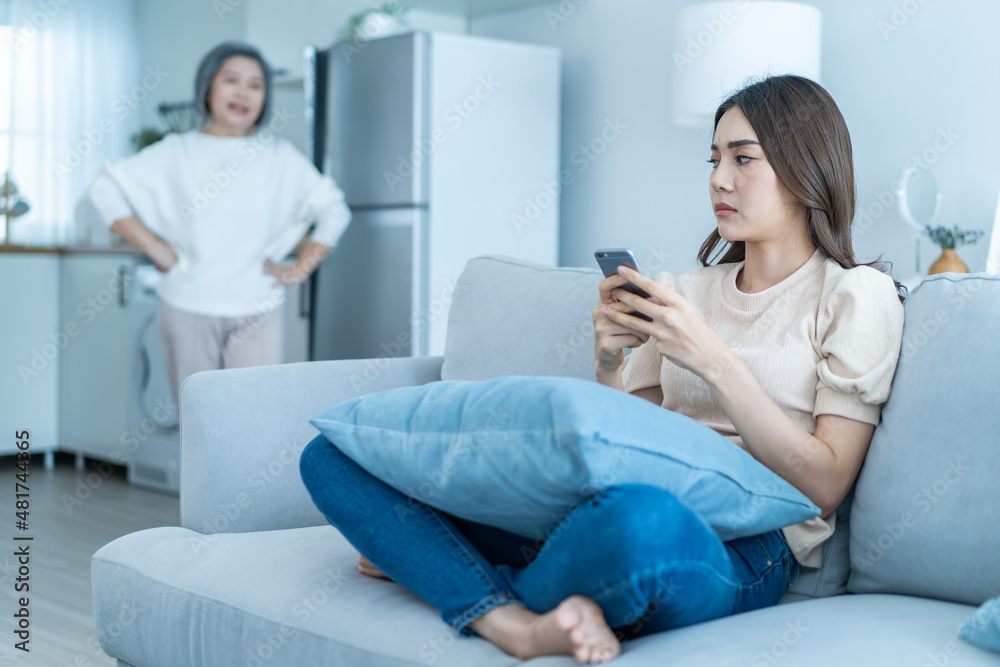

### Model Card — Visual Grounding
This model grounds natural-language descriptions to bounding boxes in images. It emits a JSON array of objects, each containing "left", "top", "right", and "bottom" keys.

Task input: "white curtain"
[{"left": 3, "top": 0, "right": 138, "bottom": 245}]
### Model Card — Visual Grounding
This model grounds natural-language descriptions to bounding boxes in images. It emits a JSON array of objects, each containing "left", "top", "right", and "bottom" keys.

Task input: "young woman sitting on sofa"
[{"left": 301, "top": 75, "right": 907, "bottom": 663}]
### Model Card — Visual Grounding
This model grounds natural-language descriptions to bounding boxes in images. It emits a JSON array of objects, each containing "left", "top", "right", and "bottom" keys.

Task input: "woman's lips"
[
  {"left": 715, "top": 202, "right": 737, "bottom": 217},
  {"left": 228, "top": 102, "right": 249, "bottom": 114}
]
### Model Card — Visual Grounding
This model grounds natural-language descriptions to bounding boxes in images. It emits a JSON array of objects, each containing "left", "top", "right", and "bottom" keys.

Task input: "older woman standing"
[{"left": 87, "top": 42, "right": 350, "bottom": 405}]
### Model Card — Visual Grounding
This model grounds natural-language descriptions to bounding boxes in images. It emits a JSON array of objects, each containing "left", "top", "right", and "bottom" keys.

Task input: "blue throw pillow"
[
  {"left": 308, "top": 376, "right": 819, "bottom": 542},
  {"left": 961, "top": 596, "right": 1000, "bottom": 654}
]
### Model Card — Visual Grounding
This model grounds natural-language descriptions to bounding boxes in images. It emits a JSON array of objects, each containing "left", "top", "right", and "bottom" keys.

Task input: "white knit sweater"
[
  {"left": 87, "top": 130, "right": 351, "bottom": 317},
  {"left": 621, "top": 248, "right": 905, "bottom": 567}
]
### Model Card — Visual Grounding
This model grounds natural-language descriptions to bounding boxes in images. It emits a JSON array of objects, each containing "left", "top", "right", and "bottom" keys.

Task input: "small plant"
[
  {"left": 923, "top": 224, "right": 985, "bottom": 250},
  {"left": 132, "top": 126, "right": 165, "bottom": 153},
  {"left": 337, "top": 2, "right": 411, "bottom": 44}
]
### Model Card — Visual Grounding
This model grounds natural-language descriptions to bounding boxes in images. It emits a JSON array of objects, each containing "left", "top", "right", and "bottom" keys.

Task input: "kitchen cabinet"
[
  {"left": 58, "top": 254, "right": 139, "bottom": 463},
  {"left": 1, "top": 249, "right": 309, "bottom": 468},
  {"left": 0, "top": 254, "right": 61, "bottom": 461},
  {"left": 60, "top": 255, "right": 309, "bottom": 464}
]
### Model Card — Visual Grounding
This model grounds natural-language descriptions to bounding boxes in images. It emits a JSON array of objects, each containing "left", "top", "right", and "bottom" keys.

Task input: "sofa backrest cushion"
[
  {"left": 441, "top": 255, "right": 602, "bottom": 381},
  {"left": 848, "top": 272, "right": 1000, "bottom": 606},
  {"left": 786, "top": 486, "right": 854, "bottom": 599}
]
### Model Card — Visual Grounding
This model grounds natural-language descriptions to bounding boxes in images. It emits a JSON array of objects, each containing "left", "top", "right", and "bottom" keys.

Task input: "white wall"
[
  {"left": 245, "top": 0, "right": 466, "bottom": 78},
  {"left": 472, "top": 0, "right": 998, "bottom": 278}
]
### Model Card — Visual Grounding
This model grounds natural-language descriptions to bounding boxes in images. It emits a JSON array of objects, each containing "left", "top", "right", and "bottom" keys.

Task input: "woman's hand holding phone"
[
  {"left": 592, "top": 272, "right": 652, "bottom": 380},
  {"left": 605, "top": 265, "right": 731, "bottom": 381},
  {"left": 592, "top": 248, "right": 730, "bottom": 383}
]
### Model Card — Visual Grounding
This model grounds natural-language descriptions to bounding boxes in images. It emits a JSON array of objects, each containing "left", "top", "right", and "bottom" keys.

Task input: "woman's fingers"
[
  {"left": 611, "top": 288, "right": 655, "bottom": 317},
  {"left": 616, "top": 266, "right": 681, "bottom": 306},
  {"left": 610, "top": 286, "right": 673, "bottom": 323},
  {"left": 603, "top": 300, "right": 634, "bottom": 313},
  {"left": 604, "top": 289, "right": 663, "bottom": 334},
  {"left": 262, "top": 259, "right": 301, "bottom": 287},
  {"left": 596, "top": 314, "right": 644, "bottom": 336},
  {"left": 596, "top": 303, "right": 651, "bottom": 342},
  {"left": 598, "top": 274, "right": 628, "bottom": 304},
  {"left": 594, "top": 302, "right": 644, "bottom": 332},
  {"left": 601, "top": 299, "right": 657, "bottom": 336},
  {"left": 607, "top": 332, "right": 649, "bottom": 347}
]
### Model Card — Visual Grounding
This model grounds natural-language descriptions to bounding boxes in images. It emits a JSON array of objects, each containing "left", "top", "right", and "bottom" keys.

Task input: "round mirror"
[{"left": 896, "top": 166, "right": 942, "bottom": 232}]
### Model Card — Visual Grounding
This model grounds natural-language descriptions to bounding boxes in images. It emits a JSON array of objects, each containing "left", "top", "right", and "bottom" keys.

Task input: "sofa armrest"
[{"left": 179, "top": 356, "right": 443, "bottom": 534}]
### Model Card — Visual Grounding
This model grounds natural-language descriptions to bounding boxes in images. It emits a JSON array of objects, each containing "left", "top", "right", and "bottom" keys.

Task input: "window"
[
  {"left": 1, "top": 19, "right": 50, "bottom": 243},
  {"left": 0, "top": 24, "right": 11, "bottom": 185},
  {"left": 1, "top": 2, "right": 138, "bottom": 245}
]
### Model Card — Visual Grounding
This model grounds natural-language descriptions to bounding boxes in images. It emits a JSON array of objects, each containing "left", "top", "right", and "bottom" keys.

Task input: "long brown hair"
[{"left": 697, "top": 75, "right": 906, "bottom": 302}]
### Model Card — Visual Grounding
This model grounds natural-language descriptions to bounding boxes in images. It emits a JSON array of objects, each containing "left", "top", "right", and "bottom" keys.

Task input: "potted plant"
[
  {"left": 923, "top": 224, "right": 986, "bottom": 274},
  {"left": 337, "top": 2, "right": 411, "bottom": 45},
  {"left": 132, "top": 126, "right": 165, "bottom": 153}
]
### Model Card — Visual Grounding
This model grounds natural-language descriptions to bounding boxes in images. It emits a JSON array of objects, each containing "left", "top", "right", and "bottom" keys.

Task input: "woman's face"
[
  {"left": 206, "top": 55, "right": 266, "bottom": 133},
  {"left": 708, "top": 107, "right": 805, "bottom": 244}
]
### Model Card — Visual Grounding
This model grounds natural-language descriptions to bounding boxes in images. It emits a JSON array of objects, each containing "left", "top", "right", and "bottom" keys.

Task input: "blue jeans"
[{"left": 299, "top": 434, "right": 799, "bottom": 641}]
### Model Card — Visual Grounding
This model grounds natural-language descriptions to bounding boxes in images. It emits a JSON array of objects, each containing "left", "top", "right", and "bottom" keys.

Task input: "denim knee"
[
  {"left": 588, "top": 484, "right": 723, "bottom": 565},
  {"left": 299, "top": 433, "right": 356, "bottom": 497},
  {"left": 298, "top": 433, "right": 331, "bottom": 492}
]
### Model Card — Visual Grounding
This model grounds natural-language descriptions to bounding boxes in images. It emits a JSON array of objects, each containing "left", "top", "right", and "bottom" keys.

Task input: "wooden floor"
[{"left": 0, "top": 453, "right": 180, "bottom": 666}]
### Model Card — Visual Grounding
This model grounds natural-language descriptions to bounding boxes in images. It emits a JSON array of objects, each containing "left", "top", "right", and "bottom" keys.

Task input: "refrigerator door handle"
[{"left": 299, "top": 276, "right": 312, "bottom": 319}]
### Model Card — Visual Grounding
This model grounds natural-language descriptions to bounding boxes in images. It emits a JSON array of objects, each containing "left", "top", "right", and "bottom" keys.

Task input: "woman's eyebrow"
[{"left": 710, "top": 139, "right": 761, "bottom": 150}]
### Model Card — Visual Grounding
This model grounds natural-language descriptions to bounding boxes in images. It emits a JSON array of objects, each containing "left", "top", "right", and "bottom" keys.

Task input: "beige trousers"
[{"left": 158, "top": 299, "right": 284, "bottom": 407}]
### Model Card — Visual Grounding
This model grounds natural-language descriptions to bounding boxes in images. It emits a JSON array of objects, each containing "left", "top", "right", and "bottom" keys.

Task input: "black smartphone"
[{"left": 594, "top": 248, "right": 653, "bottom": 322}]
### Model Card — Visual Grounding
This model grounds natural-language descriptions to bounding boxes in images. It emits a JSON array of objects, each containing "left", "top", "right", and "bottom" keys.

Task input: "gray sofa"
[{"left": 92, "top": 255, "right": 1000, "bottom": 666}]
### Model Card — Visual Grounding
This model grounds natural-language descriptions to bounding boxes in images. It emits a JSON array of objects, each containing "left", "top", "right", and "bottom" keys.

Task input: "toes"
[
  {"left": 579, "top": 641, "right": 617, "bottom": 664},
  {"left": 579, "top": 643, "right": 616, "bottom": 665}
]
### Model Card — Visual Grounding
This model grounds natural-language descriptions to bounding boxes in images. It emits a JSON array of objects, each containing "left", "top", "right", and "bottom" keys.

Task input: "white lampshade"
[
  {"left": 987, "top": 190, "right": 1000, "bottom": 274},
  {"left": 672, "top": 1, "right": 822, "bottom": 128}
]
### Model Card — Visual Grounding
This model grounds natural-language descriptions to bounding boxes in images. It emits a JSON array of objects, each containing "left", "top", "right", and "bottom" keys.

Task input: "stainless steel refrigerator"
[{"left": 304, "top": 31, "right": 561, "bottom": 360}]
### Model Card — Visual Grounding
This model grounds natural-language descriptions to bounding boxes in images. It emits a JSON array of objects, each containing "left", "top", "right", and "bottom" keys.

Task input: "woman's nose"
[{"left": 710, "top": 163, "right": 733, "bottom": 192}]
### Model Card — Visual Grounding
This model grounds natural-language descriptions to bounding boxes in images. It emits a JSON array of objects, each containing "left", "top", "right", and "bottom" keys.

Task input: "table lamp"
[
  {"left": 987, "top": 190, "right": 1000, "bottom": 275},
  {"left": 672, "top": 1, "right": 822, "bottom": 129}
]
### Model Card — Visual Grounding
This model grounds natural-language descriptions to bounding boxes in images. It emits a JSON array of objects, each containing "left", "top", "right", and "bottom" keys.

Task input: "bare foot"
[
  {"left": 357, "top": 554, "right": 392, "bottom": 581},
  {"left": 471, "top": 595, "right": 621, "bottom": 663},
  {"left": 550, "top": 595, "right": 621, "bottom": 663}
]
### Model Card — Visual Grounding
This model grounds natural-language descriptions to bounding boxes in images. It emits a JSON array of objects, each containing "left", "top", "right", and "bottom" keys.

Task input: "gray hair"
[{"left": 194, "top": 41, "right": 272, "bottom": 128}]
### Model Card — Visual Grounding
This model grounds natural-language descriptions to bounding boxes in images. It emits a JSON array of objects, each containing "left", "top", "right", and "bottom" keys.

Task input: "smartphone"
[{"left": 594, "top": 248, "right": 653, "bottom": 322}]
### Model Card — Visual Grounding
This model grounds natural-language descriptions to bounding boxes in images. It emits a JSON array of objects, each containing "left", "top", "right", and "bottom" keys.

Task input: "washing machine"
[{"left": 127, "top": 264, "right": 180, "bottom": 494}]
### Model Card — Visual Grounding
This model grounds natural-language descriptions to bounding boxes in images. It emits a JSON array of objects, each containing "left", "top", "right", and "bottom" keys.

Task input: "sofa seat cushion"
[
  {"left": 93, "top": 526, "right": 529, "bottom": 667},
  {"left": 93, "top": 525, "right": 999, "bottom": 666},
  {"left": 631, "top": 594, "right": 999, "bottom": 666}
]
